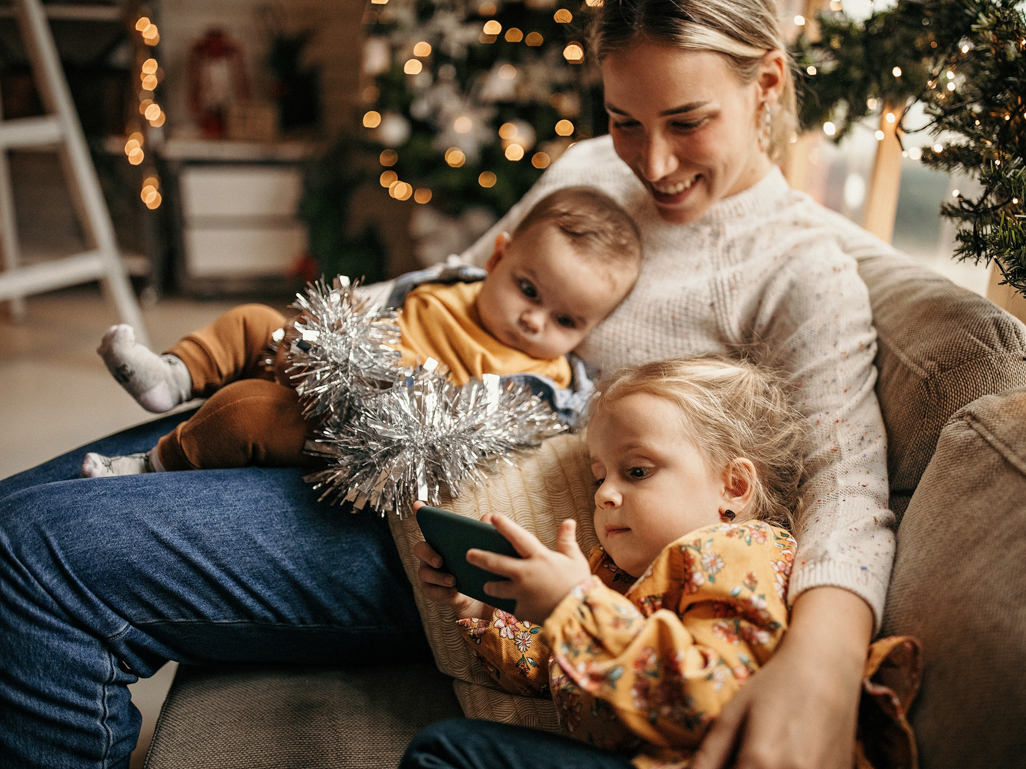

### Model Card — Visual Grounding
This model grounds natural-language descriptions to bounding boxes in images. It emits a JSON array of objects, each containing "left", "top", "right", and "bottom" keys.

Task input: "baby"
[
  {"left": 411, "top": 357, "right": 919, "bottom": 769},
  {"left": 83, "top": 186, "right": 643, "bottom": 476}
]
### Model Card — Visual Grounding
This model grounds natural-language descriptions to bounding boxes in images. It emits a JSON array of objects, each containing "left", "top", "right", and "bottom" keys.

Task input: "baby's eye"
[
  {"left": 555, "top": 315, "right": 577, "bottom": 329},
  {"left": 518, "top": 279, "right": 538, "bottom": 299},
  {"left": 627, "top": 466, "right": 651, "bottom": 480}
]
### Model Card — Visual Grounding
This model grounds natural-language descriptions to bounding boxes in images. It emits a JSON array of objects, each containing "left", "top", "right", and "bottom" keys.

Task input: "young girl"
[{"left": 410, "top": 357, "right": 919, "bottom": 769}]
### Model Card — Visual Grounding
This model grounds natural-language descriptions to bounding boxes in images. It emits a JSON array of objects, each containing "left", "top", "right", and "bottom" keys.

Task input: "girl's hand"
[
  {"left": 467, "top": 513, "right": 591, "bottom": 625},
  {"left": 411, "top": 502, "right": 492, "bottom": 620},
  {"left": 691, "top": 586, "right": 872, "bottom": 769}
]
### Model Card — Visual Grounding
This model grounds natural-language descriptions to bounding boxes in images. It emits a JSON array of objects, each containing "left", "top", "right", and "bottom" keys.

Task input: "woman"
[{"left": 0, "top": 1, "right": 893, "bottom": 767}]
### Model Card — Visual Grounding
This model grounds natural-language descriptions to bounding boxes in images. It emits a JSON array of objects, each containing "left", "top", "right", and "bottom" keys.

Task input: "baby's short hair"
[
  {"left": 513, "top": 186, "right": 642, "bottom": 274},
  {"left": 589, "top": 356, "right": 808, "bottom": 530}
]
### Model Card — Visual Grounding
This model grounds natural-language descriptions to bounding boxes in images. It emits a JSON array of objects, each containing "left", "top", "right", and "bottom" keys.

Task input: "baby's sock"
[
  {"left": 98, "top": 325, "right": 193, "bottom": 412},
  {"left": 81, "top": 449, "right": 162, "bottom": 478}
]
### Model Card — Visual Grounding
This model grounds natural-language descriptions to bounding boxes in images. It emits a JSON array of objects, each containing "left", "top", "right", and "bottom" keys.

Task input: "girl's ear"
[
  {"left": 755, "top": 49, "right": 787, "bottom": 107},
  {"left": 720, "top": 458, "right": 757, "bottom": 518},
  {"left": 484, "top": 232, "right": 512, "bottom": 272}
]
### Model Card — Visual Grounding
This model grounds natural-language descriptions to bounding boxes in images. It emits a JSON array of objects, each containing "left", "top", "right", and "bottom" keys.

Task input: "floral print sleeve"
[
  {"left": 542, "top": 522, "right": 795, "bottom": 756},
  {"left": 457, "top": 609, "right": 551, "bottom": 697}
]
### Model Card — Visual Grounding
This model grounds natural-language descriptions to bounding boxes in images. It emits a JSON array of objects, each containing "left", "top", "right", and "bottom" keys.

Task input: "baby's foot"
[
  {"left": 97, "top": 325, "right": 192, "bottom": 412},
  {"left": 81, "top": 452, "right": 154, "bottom": 477}
]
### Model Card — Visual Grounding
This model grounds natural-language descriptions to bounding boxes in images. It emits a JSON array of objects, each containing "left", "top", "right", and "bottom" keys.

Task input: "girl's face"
[
  {"left": 601, "top": 42, "right": 782, "bottom": 225},
  {"left": 587, "top": 393, "right": 732, "bottom": 577}
]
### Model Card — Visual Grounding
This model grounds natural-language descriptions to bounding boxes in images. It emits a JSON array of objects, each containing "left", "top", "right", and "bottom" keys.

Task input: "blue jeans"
[
  {"left": 0, "top": 411, "right": 430, "bottom": 769},
  {"left": 400, "top": 718, "right": 636, "bottom": 769}
]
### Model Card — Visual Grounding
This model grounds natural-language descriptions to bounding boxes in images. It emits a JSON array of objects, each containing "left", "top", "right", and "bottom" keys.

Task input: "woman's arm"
[{"left": 691, "top": 586, "right": 872, "bottom": 769}]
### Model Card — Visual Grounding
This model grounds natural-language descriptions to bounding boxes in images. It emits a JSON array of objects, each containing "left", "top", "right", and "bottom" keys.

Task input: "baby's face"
[
  {"left": 476, "top": 224, "right": 633, "bottom": 360},
  {"left": 587, "top": 393, "right": 727, "bottom": 577}
]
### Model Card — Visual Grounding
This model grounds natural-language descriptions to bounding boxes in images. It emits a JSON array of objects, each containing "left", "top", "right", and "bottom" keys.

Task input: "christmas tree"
[
  {"left": 796, "top": 0, "right": 1026, "bottom": 296},
  {"left": 359, "top": 0, "right": 602, "bottom": 240}
]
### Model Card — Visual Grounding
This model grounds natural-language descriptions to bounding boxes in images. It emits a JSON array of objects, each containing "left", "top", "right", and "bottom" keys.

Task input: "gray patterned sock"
[{"left": 97, "top": 325, "right": 193, "bottom": 412}]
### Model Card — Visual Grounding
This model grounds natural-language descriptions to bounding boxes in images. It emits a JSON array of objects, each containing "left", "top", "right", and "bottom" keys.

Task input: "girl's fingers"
[
  {"left": 417, "top": 562, "right": 456, "bottom": 588},
  {"left": 482, "top": 579, "right": 515, "bottom": 599},
  {"left": 555, "top": 519, "right": 580, "bottom": 556},
  {"left": 412, "top": 540, "right": 443, "bottom": 570},
  {"left": 488, "top": 513, "right": 544, "bottom": 557},
  {"left": 466, "top": 548, "right": 523, "bottom": 577}
]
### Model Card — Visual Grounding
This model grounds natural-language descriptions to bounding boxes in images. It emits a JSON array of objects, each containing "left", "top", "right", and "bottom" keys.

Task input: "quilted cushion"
[
  {"left": 856, "top": 252, "right": 1026, "bottom": 521},
  {"left": 387, "top": 432, "right": 597, "bottom": 727},
  {"left": 880, "top": 387, "right": 1026, "bottom": 769}
]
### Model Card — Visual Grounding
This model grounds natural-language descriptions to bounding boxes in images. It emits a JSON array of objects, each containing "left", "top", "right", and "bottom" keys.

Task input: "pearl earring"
[
  {"left": 721, "top": 509, "right": 736, "bottom": 522},
  {"left": 758, "top": 102, "right": 772, "bottom": 153}
]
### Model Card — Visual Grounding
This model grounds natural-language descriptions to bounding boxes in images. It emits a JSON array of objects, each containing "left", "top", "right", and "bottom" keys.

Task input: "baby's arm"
[{"left": 544, "top": 524, "right": 792, "bottom": 751}]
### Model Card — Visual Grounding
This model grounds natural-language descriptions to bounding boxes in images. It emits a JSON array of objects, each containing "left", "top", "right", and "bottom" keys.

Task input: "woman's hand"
[
  {"left": 411, "top": 501, "right": 492, "bottom": 619},
  {"left": 467, "top": 513, "right": 591, "bottom": 625},
  {"left": 691, "top": 586, "right": 873, "bottom": 769}
]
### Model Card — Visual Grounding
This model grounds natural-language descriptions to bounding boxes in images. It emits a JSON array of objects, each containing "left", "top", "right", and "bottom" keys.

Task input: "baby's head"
[
  {"left": 477, "top": 187, "right": 642, "bottom": 360},
  {"left": 586, "top": 356, "right": 807, "bottom": 577}
]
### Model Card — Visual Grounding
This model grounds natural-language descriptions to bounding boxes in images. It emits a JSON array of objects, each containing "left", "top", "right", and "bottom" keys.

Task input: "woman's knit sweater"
[{"left": 462, "top": 136, "right": 896, "bottom": 629}]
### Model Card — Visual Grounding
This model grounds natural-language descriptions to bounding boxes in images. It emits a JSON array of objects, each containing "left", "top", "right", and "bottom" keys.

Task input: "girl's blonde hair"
[
  {"left": 592, "top": 0, "right": 798, "bottom": 162},
  {"left": 588, "top": 356, "right": 807, "bottom": 529}
]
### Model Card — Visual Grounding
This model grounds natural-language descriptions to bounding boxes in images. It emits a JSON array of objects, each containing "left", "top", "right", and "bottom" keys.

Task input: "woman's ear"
[
  {"left": 755, "top": 49, "right": 787, "bottom": 107},
  {"left": 484, "top": 232, "right": 511, "bottom": 272},
  {"left": 720, "top": 458, "right": 758, "bottom": 518}
]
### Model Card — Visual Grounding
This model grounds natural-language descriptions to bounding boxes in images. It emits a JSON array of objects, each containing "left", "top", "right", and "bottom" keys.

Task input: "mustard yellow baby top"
[{"left": 396, "top": 281, "right": 572, "bottom": 388}]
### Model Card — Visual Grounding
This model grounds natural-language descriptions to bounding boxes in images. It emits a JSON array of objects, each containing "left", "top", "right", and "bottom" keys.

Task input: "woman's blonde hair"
[
  {"left": 588, "top": 356, "right": 807, "bottom": 529},
  {"left": 592, "top": 0, "right": 798, "bottom": 162}
]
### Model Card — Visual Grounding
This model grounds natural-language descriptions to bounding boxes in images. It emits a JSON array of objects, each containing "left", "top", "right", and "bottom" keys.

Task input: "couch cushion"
[
  {"left": 144, "top": 662, "right": 462, "bottom": 768},
  {"left": 857, "top": 253, "right": 1026, "bottom": 521},
  {"left": 880, "top": 386, "right": 1026, "bottom": 769}
]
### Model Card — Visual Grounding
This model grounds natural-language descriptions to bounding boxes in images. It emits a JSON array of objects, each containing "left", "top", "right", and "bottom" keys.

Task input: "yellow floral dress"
[{"left": 457, "top": 521, "right": 920, "bottom": 769}]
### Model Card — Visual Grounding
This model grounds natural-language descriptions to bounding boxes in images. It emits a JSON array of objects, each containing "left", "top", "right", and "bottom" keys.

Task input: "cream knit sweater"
[{"left": 462, "top": 136, "right": 896, "bottom": 629}]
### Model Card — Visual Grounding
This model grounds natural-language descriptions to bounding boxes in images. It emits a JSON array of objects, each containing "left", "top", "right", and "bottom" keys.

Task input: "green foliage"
[{"left": 795, "top": 0, "right": 1026, "bottom": 296}]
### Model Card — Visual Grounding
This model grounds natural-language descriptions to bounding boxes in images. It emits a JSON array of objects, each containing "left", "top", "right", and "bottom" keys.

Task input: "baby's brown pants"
[{"left": 155, "top": 304, "right": 316, "bottom": 471}]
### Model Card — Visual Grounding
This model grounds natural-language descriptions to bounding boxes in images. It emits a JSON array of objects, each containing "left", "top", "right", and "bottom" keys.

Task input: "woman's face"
[{"left": 602, "top": 42, "right": 779, "bottom": 225}]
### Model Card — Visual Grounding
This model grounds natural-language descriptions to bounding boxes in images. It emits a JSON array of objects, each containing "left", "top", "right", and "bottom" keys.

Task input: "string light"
[
  {"left": 823, "top": 121, "right": 836, "bottom": 136},
  {"left": 404, "top": 59, "right": 423, "bottom": 75},
  {"left": 554, "top": 9, "right": 572, "bottom": 22},
  {"left": 892, "top": 66, "right": 902, "bottom": 77},
  {"left": 794, "top": 15, "right": 806, "bottom": 26},
  {"left": 532, "top": 152, "right": 550, "bottom": 169},
  {"left": 952, "top": 189, "right": 960, "bottom": 197},
  {"left": 498, "top": 122, "right": 518, "bottom": 140},
  {"left": 874, "top": 130, "right": 885, "bottom": 141},
  {"left": 380, "top": 170, "right": 398, "bottom": 187},
  {"left": 370, "top": 0, "right": 388, "bottom": 4},
  {"left": 807, "top": 65, "right": 817, "bottom": 75},
  {"left": 505, "top": 28, "right": 523, "bottom": 42},
  {"left": 563, "top": 43, "right": 584, "bottom": 63},
  {"left": 505, "top": 143, "right": 524, "bottom": 161},
  {"left": 483, "top": 20, "right": 502, "bottom": 35},
  {"left": 525, "top": 32, "right": 543, "bottom": 46},
  {"left": 478, "top": 1, "right": 497, "bottom": 13},
  {"left": 478, "top": 171, "right": 497, "bottom": 188},
  {"left": 498, "top": 64, "right": 516, "bottom": 80},
  {"left": 867, "top": 98, "right": 878, "bottom": 109},
  {"left": 380, "top": 149, "right": 398, "bottom": 166},
  {"left": 454, "top": 116, "right": 473, "bottom": 133},
  {"left": 885, "top": 112, "right": 896, "bottom": 124},
  {"left": 392, "top": 182, "right": 413, "bottom": 201},
  {"left": 445, "top": 148, "right": 466, "bottom": 167},
  {"left": 413, "top": 41, "right": 431, "bottom": 57},
  {"left": 555, "top": 119, "right": 574, "bottom": 136},
  {"left": 364, "top": 111, "right": 382, "bottom": 128},
  {"left": 947, "top": 82, "right": 956, "bottom": 91},
  {"left": 414, "top": 188, "right": 432, "bottom": 204},
  {"left": 933, "top": 143, "right": 943, "bottom": 152}
]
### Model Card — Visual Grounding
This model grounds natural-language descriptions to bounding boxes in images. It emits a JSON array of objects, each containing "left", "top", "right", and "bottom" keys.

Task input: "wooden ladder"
[{"left": 0, "top": 0, "right": 149, "bottom": 346}]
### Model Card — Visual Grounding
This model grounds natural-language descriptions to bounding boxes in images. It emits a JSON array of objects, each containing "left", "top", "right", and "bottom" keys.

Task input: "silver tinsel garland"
[
  {"left": 280, "top": 276, "right": 402, "bottom": 422},
  {"left": 305, "top": 366, "right": 565, "bottom": 517}
]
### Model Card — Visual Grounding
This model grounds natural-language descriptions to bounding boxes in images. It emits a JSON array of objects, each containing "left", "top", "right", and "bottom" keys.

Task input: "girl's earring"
[
  {"left": 720, "top": 509, "right": 736, "bottom": 522},
  {"left": 758, "top": 102, "right": 772, "bottom": 153}
]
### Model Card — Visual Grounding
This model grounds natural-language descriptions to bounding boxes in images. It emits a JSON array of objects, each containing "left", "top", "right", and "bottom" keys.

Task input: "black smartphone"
[{"left": 415, "top": 505, "right": 521, "bottom": 613}]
